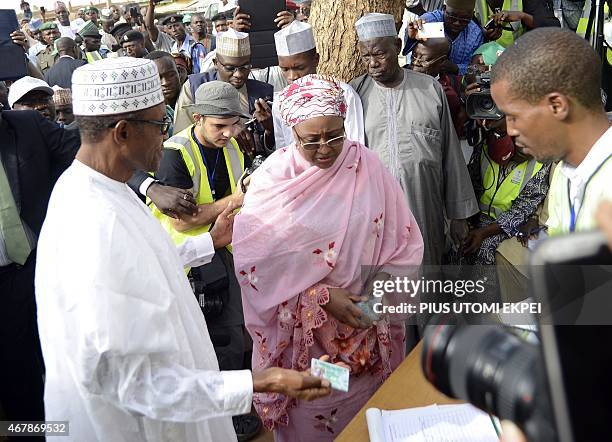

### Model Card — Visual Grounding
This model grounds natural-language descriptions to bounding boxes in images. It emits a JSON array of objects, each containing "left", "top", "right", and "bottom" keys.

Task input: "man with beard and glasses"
[{"left": 172, "top": 29, "right": 274, "bottom": 155}]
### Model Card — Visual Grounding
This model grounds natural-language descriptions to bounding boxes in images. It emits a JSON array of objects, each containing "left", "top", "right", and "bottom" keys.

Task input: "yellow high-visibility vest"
[
  {"left": 479, "top": 149, "right": 543, "bottom": 219},
  {"left": 546, "top": 154, "right": 612, "bottom": 236},
  {"left": 151, "top": 125, "right": 245, "bottom": 258},
  {"left": 476, "top": 0, "right": 525, "bottom": 47},
  {"left": 85, "top": 51, "right": 103, "bottom": 63}
]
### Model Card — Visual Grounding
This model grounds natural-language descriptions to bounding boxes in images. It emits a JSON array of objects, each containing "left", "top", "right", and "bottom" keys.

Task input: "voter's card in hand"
[{"left": 311, "top": 358, "right": 349, "bottom": 392}]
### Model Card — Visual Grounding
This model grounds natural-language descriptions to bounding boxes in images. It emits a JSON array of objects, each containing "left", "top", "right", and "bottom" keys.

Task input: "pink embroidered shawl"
[{"left": 232, "top": 141, "right": 424, "bottom": 429}]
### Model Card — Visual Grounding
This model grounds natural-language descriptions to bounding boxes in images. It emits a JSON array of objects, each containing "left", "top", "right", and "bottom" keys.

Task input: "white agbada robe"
[
  {"left": 35, "top": 160, "right": 253, "bottom": 442},
  {"left": 272, "top": 81, "right": 366, "bottom": 149}
]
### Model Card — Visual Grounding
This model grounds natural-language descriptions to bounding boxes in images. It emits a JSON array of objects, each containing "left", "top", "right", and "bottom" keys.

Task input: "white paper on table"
[
  {"left": 366, "top": 408, "right": 385, "bottom": 442},
  {"left": 366, "top": 403, "right": 499, "bottom": 442}
]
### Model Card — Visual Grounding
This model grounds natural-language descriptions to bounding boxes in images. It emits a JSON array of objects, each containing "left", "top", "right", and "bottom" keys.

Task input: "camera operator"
[
  {"left": 478, "top": 0, "right": 560, "bottom": 47},
  {"left": 458, "top": 43, "right": 551, "bottom": 265},
  {"left": 490, "top": 28, "right": 611, "bottom": 236}
]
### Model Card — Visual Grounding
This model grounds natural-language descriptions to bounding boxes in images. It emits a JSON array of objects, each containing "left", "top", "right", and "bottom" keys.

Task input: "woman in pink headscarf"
[{"left": 232, "top": 75, "right": 424, "bottom": 441}]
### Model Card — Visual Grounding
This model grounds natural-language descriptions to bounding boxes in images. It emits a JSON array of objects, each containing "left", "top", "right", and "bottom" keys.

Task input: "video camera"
[{"left": 465, "top": 71, "right": 505, "bottom": 120}]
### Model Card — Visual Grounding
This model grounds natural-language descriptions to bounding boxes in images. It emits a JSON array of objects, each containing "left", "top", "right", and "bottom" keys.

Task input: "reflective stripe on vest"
[
  {"left": 85, "top": 51, "right": 103, "bottom": 63},
  {"left": 151, "top": 125, "right": 245, "bottom": 253},
  {"left": 479, "top": 149, "right": 543, "bottom": 219},
  {"left": 476, "top": 0, "right": 524, "bottom": 47}
]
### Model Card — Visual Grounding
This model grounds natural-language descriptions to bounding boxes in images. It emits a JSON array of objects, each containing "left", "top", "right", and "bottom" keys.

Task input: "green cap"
[
  {"left": 77, "top": 20, "right": 100, "bottom": 38},
  {"left": 39, "top": 21, "right": 58, "bottom": 31},
  {"left": 183, "top": 13, "right": 192, "bottom": 24},
  {"left": 473, "top": 42, "right": 506, "bottom": 66},
  {"left": 83, "top": 6, "right": 99, "bottom": 14}
]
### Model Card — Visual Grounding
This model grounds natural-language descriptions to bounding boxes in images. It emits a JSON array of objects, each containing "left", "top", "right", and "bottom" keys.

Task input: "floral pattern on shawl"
[{"left": 233, "top": 141, "right": 424, "bottom": 430}]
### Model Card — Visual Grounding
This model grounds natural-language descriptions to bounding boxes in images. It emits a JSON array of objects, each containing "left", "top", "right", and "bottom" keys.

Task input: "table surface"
[{"left": 336, "top": 341, "right": 461, "bottom": 442}]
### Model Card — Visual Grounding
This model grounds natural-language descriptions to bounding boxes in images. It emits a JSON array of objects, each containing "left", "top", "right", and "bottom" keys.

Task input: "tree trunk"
[{"left": 309, "top": 0, "right": 405, "bottom": 82}]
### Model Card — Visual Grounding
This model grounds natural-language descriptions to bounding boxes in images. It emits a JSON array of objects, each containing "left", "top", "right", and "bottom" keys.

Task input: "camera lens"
[
  {"left": 479, "top": 96, "right": 495, "bottom": 112},
  {"left": 422, "top": 323, "right": 545, "bottom": 428}
]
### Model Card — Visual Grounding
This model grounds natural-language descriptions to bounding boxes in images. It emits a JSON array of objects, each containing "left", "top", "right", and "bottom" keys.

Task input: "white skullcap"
[
  {"left": 274, "top": 20, "right": 316, "bottom": 57},
  {"left": 355, "top": 13, "right": 397, "bottom": 41},
  {"left": 216, "top": 28, "right": 251, "bottom": 57},
  {"left": 71, "top": 57, "right": 164, "bottom": 116}
]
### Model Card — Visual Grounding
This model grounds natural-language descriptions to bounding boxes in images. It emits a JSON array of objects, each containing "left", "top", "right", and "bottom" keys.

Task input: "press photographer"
[{"left": 454, "top": 42, "right": 551, "bottom": 268}]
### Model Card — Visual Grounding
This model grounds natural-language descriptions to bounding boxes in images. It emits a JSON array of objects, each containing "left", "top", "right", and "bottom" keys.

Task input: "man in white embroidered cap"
[
  {"left": 351, "top": 12, "right": 478, "bottom": 266},
  {"left": 172, "top": 29, "right": 275, "bottom": 157},
  {"left": 271, "top": 20, "right": 365, "bottom": 149},
  {"left": 34, "top": 57, "right": 332, "bottom": 442}
]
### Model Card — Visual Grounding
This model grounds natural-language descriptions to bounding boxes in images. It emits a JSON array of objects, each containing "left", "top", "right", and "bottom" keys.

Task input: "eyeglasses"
[
  {"left": 217, "top": 61, "right": 252, "bottom": 74},
  {"left": 445, "top": 12, "right": 473, "bottom": 24},
  {"left": 107, "top": 116, "right": 171, "bottom": 135},
  {"left": 411, "top": 54, "right": 447, "bottom": 69},
  {"left": 294, "top": 130, "right": 346, "bottom": 151}
]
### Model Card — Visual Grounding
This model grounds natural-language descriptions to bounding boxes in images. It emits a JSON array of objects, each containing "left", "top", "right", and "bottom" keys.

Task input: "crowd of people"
[{"left": 1, "top": 0, "right": 610, "bottom": 441}]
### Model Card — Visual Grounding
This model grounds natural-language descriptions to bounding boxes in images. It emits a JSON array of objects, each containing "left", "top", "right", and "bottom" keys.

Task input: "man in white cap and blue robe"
[
  {"left": 35, "top": 56, "right": 331, "bottom": 442},
  {"left": 271, "top": 20, "right": 365, "bottom": 149},
  {"left": 350, "top": 13, "right": 478, "bottom": 266}
]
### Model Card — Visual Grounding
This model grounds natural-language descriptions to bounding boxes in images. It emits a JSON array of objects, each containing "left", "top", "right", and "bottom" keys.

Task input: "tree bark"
[{"left": 309, "top": 0, "right": 405, "bottom": 82}]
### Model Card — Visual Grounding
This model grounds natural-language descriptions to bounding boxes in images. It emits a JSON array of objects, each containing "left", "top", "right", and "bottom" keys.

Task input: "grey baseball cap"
[{"left": 185, "top": 81, "right": 251, "bottom": 119}]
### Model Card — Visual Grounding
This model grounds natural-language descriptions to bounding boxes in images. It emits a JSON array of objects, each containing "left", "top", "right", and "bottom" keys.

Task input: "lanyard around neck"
[{"left": 566, "top": 152, "right": 612, "bottom": 232}]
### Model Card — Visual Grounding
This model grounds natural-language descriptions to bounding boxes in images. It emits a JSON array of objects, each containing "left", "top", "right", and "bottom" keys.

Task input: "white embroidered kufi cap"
[
  {"left": 71, "top": 57, "right": 164, "bottom": 116},
  {"left": 355, "top": 13, "right": 397, "bottom": 41},
  {"left": 216, "top": 28, "right": 251, "bottom": 57},
  {"left": 274, "top": 20, "right": 316, "bottom": 57}
]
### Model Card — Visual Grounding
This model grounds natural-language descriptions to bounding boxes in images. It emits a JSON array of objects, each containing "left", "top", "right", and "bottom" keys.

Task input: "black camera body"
[
  {"left": 189, "top": 254, "right": 230, "bottom": 319},
  {"left": 422, "top": 322, "right": 557, "bottom": 442},
  {"left": 466, "top": 71, "right": 505, "bottom": 120},
  {"left": 191, "top": 278, "right": 224, "bottom": 318}
]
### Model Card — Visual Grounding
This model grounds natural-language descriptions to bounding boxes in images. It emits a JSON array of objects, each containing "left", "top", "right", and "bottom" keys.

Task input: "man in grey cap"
[{"left": 151, "top": 80, "right": 262, "bottom": 441}]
